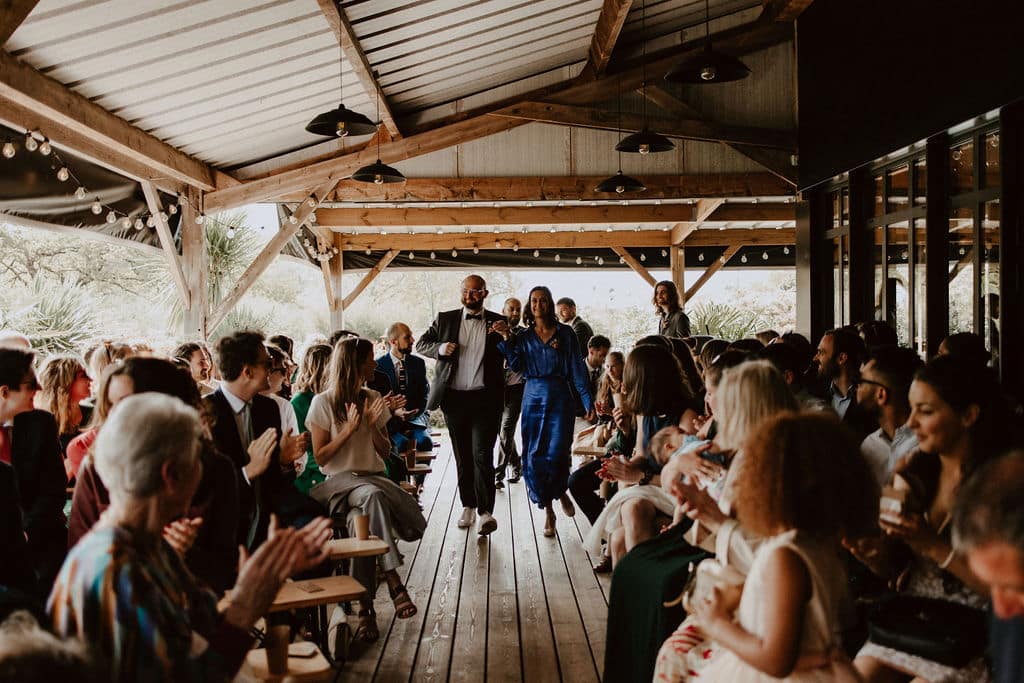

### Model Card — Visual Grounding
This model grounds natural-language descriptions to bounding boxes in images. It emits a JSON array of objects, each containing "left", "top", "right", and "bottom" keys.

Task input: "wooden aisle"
[{"left": 335, "top": 441, "right": 609, "bottom": 682}]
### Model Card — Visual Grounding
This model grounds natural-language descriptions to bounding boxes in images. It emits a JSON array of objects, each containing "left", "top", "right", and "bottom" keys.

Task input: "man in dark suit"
[
  {"left": 556, "top": 297, "right": 594, "bottom": 353},
  {"left": 0, "top": 347, "right": 67, "bottom": 596},
  {"left": 204, "top": 332, "right": 320, "bottom": 549},
  {"left": 416, "top": 275, "right": 505, "bottom": 535},
  {"left": 813, "top": 328, "right": 878, "bottom": 440},
  {"left": 377, "top": 322, "right": 432, "bottom": 455}
]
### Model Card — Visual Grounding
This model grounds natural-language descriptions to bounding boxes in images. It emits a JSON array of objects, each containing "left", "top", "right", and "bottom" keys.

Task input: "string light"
[
  {"left": 762, "top": 251, "right": 768, "bottom": 260},
  {"left": 2, "top": 142, "right": 15, "bottom": 158},
  {"left": 698, "top": 252, "right": 705, "bottom": 261},
  {"left": 74, "top": 186, "right": 87, "bottom": 200},
  {"left": 133, "top": 218, "right": 145, "bottom": 231},
  {"left": 512, "top": 243, "right": 519, "bottom": 252},
  {"left": 56, "top": 166, "right": 70, "bottom": 182},
  {"left": 575, "top": 256, "right": 582, "bottom": 264},
  {"left": 473, "top": 245, "right": 480, "bottom": 254},
  {"left": 120, "top": 217, "right": 132, "bottom": 230},
  {"left": 408, "top": 251, "right": 415, "bottom": 259},
  {"left": 554, "top": 254, "right": 561, "bottom": 262},
  {"left": 106, "top": 211, "right": 117, "bottom": 224},
  {"left": 451, "top": 249, "right": 458, "bottom": 257},
  {"left": 660, "top": 249, "right": 667, "bottom": 257},
  {"left": 38, "top": 140, "right": 51, "bottom": 156},
  {"left": 430, "top": 251, "right": 436, "bottom": 260},
  {"left": 226, "top": 226, "right": 236, "bottom": 239},
  {"left": 783, "top": 247, "right": 790, "bottom": 255},
  {"left": 639, "top": 252, "right": 647, "bottom": 262},
  {"left": 24, "top": 133, "right": 38, "bottom": 152},
  {"left": 533, "top": 249, "right": 540, "bottom": 257},
  {"left": 740, "top": 254, "right": 748, "bottom": 263},
  {"left": 90, "top": 200, "right": 102, "bottom": 215}
]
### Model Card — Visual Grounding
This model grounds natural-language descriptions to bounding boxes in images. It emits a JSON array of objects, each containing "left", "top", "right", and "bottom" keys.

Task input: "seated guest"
[
  {"left": 653, "top": 280, "right": 692, "bottom": 339},
  {"left": 593, "top": 350, "right": 624, "bottom": 421},
  {"left": 35, "top": 355, "right": 92, "bottom": 467},
  {"left": 855, "top": 345, "right": 922, "bottom": 486},
  {"left": 756, "top": 341, "right": 827, "bottom": 410},
  {"left": 0, "top": 610, "right": 94, "bottom": 683},
  {"left": 204, "top": 331, "right": 318, "bottom": 549},
  {"left": 939, "top": 331, "right": 991, "bottom": 370},
  {"left": 754, "top": 329, "right": 780, "bottom": 346},
  {"left": 291, "top": 343, "right": 333, "bottom": 494},
  {"left": 850, "top": 355, "right": 1008, "bottom": 682},
  {"left": 579, "top": 335, "right": 611, "bottom": 426},
  {"left": 0, "top": 348, "right": 67, "bottom": 596},
  {"left": 261, "top": 344, "right": 308, "bottom": 475},
  {"left": 306, "top": 337, "right": 427, "bottom": 641},
  {"left": 375, "top": 322, "right": 432, "bottom": 455},
  {"left": 813, "top": 328, "right": 877, "bottom": 439},
  {"left": 858, "top": 319, "right": 899, "bottom": 351},
  {"left": 68, "top": 357, "right": 241, "bottom": 593},
  {"left": 0, "top": 462, "right": 35, "bottom": 595},
  {"left": 49, "top": 393, "right": 331, "bottom": 683},
  {"left": 953, "top": 451, "right": 1024, "bottom": 683},
  {"left": 268, "top": 334, "right": 296, "bottom": 399},
  {"left": 171, "top": 341, "right": 211, "bottom": 388},
  {"left": 697, "top": 338, "right": 729, "bottom": 375}
]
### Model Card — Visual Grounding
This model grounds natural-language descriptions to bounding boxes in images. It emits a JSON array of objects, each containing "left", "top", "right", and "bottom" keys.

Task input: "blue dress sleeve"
[
  {"left": 497, "top": 331, "right": 526, "bottom": 374},
  {"left": 563, "top": 327, "right": 594, "bottom": 413}
]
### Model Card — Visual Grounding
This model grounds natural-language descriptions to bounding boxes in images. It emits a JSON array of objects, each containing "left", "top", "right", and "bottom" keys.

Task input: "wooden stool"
[
  {"left": 270, "top": 575, "right": 366, "bottom": 657},
  {"left": 407, "top": 464, "right": 432, "bottom": 476},
  {"left": 245, "top": 641, "right": 332, "bottom": 682},
  {"left": 415, "top": 453, "right": 436, "bottom": 463},
  {"left": 325, "top": 537, "right": 389, "bottom": 561}
]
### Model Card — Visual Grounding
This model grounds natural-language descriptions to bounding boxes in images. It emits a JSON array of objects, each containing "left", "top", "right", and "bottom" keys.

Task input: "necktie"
[
  {"left": 0, "top": 425, "right": 12, "bottom": 465},
  {"left": 239, "top": 402, "right": 254, "bottom": 448},
  {"left": 465, "top": 313, "right": 482, "bottom": 320},
  {"left": 239, "top": 402, "right": 261, "bottom": 547},
  {"left": 397, "top": 360, "right": 407, "bottom": 393}
]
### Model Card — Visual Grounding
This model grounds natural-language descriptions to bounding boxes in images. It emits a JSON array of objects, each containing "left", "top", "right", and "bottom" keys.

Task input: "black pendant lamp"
[
  {"left": 306, "top": 48, "right": 378, "bottom": 137},
  {"left": 665, "top": 0, "right": 750, "bottom": 84},
  {"left": 352, "top": 76, "right": 405, "bottom": 185},
  {"left": 616, "top": 0, "right": 674, "bottom": 155},
  {"left": 597, "top": 80, "right": 645, "bottom": 194}
]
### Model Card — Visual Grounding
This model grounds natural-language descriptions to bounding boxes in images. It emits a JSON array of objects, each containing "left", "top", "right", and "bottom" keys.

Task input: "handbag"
[{"left": 867, "top": 594, "right": 987, "bottom": 667}]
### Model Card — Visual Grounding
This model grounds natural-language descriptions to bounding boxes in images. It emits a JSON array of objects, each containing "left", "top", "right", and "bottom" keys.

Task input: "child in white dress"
[{"left": 693, "top": 412, "right": 877, "bottom": 682}]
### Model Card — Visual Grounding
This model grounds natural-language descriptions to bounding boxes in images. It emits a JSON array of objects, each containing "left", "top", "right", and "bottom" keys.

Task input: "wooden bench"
[
  {"left": 245, "top": 642, "right": 332, "bottom": 682},
  {"left": 325, "top": 537, "right": 389, "bottom": 561}
]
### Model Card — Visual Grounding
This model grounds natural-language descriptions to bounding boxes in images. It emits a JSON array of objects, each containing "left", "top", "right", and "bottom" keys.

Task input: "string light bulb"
[
  {"left": 91, "top": 200, "right": 103, "bottom": 215},
  {"left": 168, "top": 203, "right": 177, "bottom": 215},
  {"left": 56, "top": 167, "right": 70, "bottom": 182},
  {"left": 741, "top": 254, "right": 748, "bottom": 263},
  {"left": 575, "top": 256, "right": 582, "bottom": 264},
  {"left": 554, "top": 254, "right": 561, "bottom": 262},
  {"left": 533, "top": 249, "right": 540, "bottom": 257},
  {"left": 106, "top": 211, "right": 117, "bottom": 224},
  {"left": 512, "top": 243, "right": 519, "bottom": 252},
  {"left": 762, "top": 251, "right": 768, "bottom": 260},
  {"left": 38, "top": 140, "right": 52, "bottom": 156},
  {"left": 408, "top": 251, "right": 415, "bottom": 259},
  {"left": 288, "top": 214, "right": 299, "bottom": 225},
  {"left": 134, "top": 218, "right": 145, "bottom": 231},
  {"left": 473, "top": 245, "right": 480, "bottom": 254},
  {"left": 430, "top": 251, "right": 436, "bottom": 260},
  {"left": 74, "top": 186, "right": 87, "bottom": 200},
  {"left": 640, "top": 252, "right": 647, "bottom": 262},
  {"left": 783, "top": 246, "right": 790, "bottom": 255},
  {"left": 146, "top": 215, "right": 156, "bottom": 227},
  {"left": 195, "top": 214, "right": 205, "bottom": 225},
  {"left": 698, "top": 252, "right": 705, "bottom": 262},
  {"left": 24, "top": 134, "right": 38, "bottom": 152},
  {"left": 1, "top": 141, "right": 15, "bottom": 158},
  {"left": 451, "top": 249, "right": 458, "bottom": 257},
  {"left": 121, "top": 217, "right": 132, "bottom": 230}
]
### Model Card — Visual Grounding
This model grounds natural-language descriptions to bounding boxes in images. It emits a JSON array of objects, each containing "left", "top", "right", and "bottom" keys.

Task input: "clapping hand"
[
  {"left": 597, "top": 455, "right": 644, "bottom": 484},
  {"left": 382, "top": 392, "right": 406, "bottom": 412},
  {"left": 269, "top": 515, "right": 332, "bottom": 575},
  {"left": 878, "top": 510, "right": 941, "bottom": 557},
  {"left": 279, "top": 429, "right": 309, "bottom": 466},
  {"left": 693, "top": 585, "right": 732, "bottom": 631},
  {"left": 341, "top": 402, "right": 362, "bottom": 436},
  {"left": 674, "top": 477, "right": 727, "bottom": 532},
  {"left": 245, "top": 428, "right": 277, "bottom": 480},
  {"left": 365, "top": 394, "right": 388, "bottom": 426},
  {"left": 163, "top": 517, "right": 203, "bottom": 557},
  {"left": 612, "top": 406, "right": 631, "bottom": 434}
]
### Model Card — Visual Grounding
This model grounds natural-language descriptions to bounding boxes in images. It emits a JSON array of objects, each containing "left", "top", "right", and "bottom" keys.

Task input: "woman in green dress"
[{"left": 290, "top": 343, "right": 333, "bottom": 494}]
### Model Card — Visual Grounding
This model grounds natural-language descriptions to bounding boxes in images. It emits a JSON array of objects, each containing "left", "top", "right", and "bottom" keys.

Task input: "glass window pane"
[
  {"left": 950, "top": 139, "right": 974, "bottom": 194},
  {"left": 832, "top": 191, "right": 841, "bottom": 229},
  {"left": 887, "top": 165, "right": 909, "bottom": 214},
  {"left": 842, "top": 234, "right": 851, "bottom": 326},
  {"left": 983, "top": 199, "right": 1000, "bottom": 370},
  {"left": 841, "top": 188, "right": 850, "bottom": 225},
  {"left": 833, "top": 236, "right": 843, "bottom": 326},
  {"left": 874, "top": 224, "right": 885, "bottom": 320},
  {"left": 984, "top": 132, "right": 1000, "bottom": 189},
  {"left": 913, "top": 158, "right": 927, "bottom": 206},
  {"left": 888, "top": 222, "right": 910, "bottom": 345},
  {"left": 912, "top": 219, "right": 927, "bottom": 356},
  {"left": 948, "top": 206, "right": 974, "bottom": 334}
]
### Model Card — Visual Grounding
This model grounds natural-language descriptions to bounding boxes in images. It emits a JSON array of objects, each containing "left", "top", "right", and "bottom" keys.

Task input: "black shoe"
[
  {"left": 507, "top": 472, "right": 521, "bottom": 484},
  {"left": 495, "top": 480, "right": 505, "bottom": 490}
]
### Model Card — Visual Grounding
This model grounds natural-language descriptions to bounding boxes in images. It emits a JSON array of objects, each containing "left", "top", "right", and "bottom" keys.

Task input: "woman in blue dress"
[{"left": 494, "top": 286, "right": 593, "bottom": 537}]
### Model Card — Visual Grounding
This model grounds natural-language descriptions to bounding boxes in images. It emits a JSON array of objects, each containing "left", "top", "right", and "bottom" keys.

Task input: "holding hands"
[{"left": 490, "top": 320, "right": 510, "bottom": 340}]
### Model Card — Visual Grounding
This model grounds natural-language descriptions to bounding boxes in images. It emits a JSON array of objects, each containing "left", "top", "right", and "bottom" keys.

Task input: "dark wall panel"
[{"left": 797, "top": 0, "right": 1024, "bottom": 189}]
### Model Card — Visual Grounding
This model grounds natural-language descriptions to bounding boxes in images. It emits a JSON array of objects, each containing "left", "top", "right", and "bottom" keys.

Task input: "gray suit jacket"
[{"left": 416, "top": 308, "right": 506, "bottom": 410}]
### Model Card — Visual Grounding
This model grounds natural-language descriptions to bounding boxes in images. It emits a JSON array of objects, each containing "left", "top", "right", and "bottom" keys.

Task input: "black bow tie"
[{"left": 465, "top": 313, "right": 482, "bottom": 320}]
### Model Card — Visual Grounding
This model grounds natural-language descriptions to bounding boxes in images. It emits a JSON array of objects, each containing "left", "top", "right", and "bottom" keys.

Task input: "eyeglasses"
[
  {"left": 859, "top": 378, "right": 889, "bottom": 391},
  {"left": 461, "top": 288, "right": 485, "bottom": 296}
]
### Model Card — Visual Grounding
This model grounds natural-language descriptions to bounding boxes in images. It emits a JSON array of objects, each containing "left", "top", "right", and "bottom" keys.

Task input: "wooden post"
[
  {"left": 180, "top": 188, "right": 208, "bottom": 340},
  {"left": 670, "top": 245, "right": 685, "bottom": 305},
  {"left": 999, "top": 99, "right": 1023, "bottom": 394},
  {"left": 329, "top": 233, "right": 345, "bottom": 330},
  {"left": 141, "top": 181, "right": 190, "bottom": 309},
  {"left": 925, "top": 133, "right": 950, "bottom": 357}
]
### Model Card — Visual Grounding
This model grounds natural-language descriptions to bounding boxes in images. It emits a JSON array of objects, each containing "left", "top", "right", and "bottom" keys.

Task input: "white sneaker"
[
  {"left": 478, "top": 512, "right": 497, "bottom": 536},
  {"left": 457, "top": 507, "right": 476, "bottom": 529}
]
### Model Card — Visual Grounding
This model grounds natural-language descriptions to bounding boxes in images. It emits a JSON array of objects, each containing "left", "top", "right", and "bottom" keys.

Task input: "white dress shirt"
[
  {"left": 861, "top": 424, "right": 918, "bottom": 487},
  {"left": 451, "top": 308, "right": 486, "bottom": 391}
]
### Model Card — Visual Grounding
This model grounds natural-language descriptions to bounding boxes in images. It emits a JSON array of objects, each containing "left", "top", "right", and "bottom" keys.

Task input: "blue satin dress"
[{"left": 499, "top": 323, "right": 593, "bottom": 508}]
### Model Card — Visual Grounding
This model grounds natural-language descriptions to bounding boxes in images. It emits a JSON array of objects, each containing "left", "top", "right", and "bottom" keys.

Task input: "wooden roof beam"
[
  {"left": 684, "top": 228, "right": 795, "bottom": 246},
  {"left": 670, "top": 198, "right": 726, "bottom": 244},
  {"left": 612, "top": 246, "right": 657, "bottom": 286},
  {"left": 317, "top": 0, "right": 401, "bottom": 139},
  {"left": 315, "top": 203, "right": 792, "bottom": 228},
  {"left": 495, "top": 101, "right": 794, "bottom": 149},
  {"left": 581, "top": 0, "right": 634, "bottom": 80},
  {"left": 686, "top": 245, "right": 742, "bottom": 300},
  {"left": 642, "top": 84, "right": 797, "bottom": 185},
  {"left": 0, "top": 50, "right": 230, "bottom": 192},
  {"left": 342, "top": 249, "right": 398, "bottom": 309},
  {"left": 141, "top": 181, "right": 190, "bottom": 309},
  {"left": 280, "top": 173, "right": 792, "bottom": 203},
  {"left": 762, "top": 0, "right": 815, "bottom": 22},
  {"left": 0, "top": 1, "right": 40, "bottom": 47}
]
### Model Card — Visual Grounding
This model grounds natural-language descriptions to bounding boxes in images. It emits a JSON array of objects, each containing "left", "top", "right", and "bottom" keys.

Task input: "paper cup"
[
  {"left": 354, "top": 513, "right": 370, "bottom": 540},
  {"left": 265, "top": 624, "right": 290, "bottom": 674}
]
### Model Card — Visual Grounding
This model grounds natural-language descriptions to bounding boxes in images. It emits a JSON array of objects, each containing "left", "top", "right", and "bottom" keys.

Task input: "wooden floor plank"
[
  {"left": 531, "top": 499, "right": 599, "bottom": 683},
  {"left": 339, "top": 448, "right": 455, "bottom": 680},
  {"left": 485, "top": 489, "right": 523, "bottom": 683},
  {"left": 570, "top": 499, "right": 612, "bottom": 602},
  {"left": 508, "top": 484, "right": 561, "bottom": 683},
  {"left": 449, "top": 525, "right": 490, "bottom": 680},
  {"left": 409, "top": 484, "right": 470, "bottom": 683},
  {"left": 360, "top": 448, "right": 460, "bottom": 682},
  {"left": 555, "top": 513, "right": 608, "bottom": 678}
]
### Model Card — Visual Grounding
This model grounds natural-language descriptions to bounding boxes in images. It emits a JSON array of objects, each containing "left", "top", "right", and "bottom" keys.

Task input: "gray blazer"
[{"left": 416, "top": 308, "right": 507, "bottom": 410}]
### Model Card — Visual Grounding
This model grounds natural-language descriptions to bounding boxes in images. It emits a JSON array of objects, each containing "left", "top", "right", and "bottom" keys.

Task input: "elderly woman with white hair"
[{"left": 47, "top": 393, "right": 332, "bottom": 683}]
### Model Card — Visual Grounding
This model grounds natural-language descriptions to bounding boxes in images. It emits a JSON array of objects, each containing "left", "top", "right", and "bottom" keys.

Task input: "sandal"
[
  {"left": 389, "top": 584, "right": 418, "bottom": 619},
  {"left": 353, "top": 607, "right": 379, "bottom": 643}
]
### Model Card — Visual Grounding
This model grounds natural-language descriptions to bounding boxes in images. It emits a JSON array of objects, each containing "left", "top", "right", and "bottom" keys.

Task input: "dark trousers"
[
  {"left": 568, "top": 457, "right": 605, "bottom": 524},
  {"left": 442, "top": 388, "right": 501, "bottom": 515},
  {"left": 496, "top": 382, "right": 524, "bottom": 481}
]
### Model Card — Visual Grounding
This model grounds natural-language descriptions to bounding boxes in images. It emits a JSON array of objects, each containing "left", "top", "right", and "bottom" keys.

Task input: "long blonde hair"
[
  {"left": 327, "top": 337, "right": 372, "bottom": 421},
  {"left": 714, "top": 360, "right": 799, "bottom": 451},
  {"left": 37, "top": 355, "right": 87, "bottom": 435},
  {"left": 295, "top": 344, "right": 333, "bottom": 394}
]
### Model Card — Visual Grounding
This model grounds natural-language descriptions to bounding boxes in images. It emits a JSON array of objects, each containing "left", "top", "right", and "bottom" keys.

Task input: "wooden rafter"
[
  {"left": 140, "top": 181, "right": 190, "bottom": 309},
  {"left": 316, "top": 203, "right": 792, "bottom": 228},
  {"left": 496, "top": 101, "right": 795, "bottom": 149},
  {"left": 316, "top": 0, "right": 400, "bottom": 139},
  {"left": 686, "top": 245, "right": 742, "bottom": 300},
  {"left": 0, "top": 1, "right": 40, "bottom": 47},
  {"left": 208, "top": 181, "right": 337, "bottom": 331},
  {"left": 670, "top": 198, "right": 726, "bottom": 244},
  {"left": 642, "top": 84, "right": 797, "bottom": 185},
  {"left": 204, "top": 115, "right": 527, "bottom": 213},
  {"left": 611, "top": 247, "right": 657, "bottom": 286},
  {"left": 0, "top": 50, "right": 231, "bottom": 191},
  {"left": 318, "top": 235, "right": 336, "bottom": 310},
  {"left": 180, "top": 188, "right": 208, "bottom": 339},
  {"left": 762, "top": 0, "right": 815, "bottom": 22},
  {"left": 329, "top": 232, "right": 345, "bottom": 328},
  {"left": 581, "top": 0, "right": 634, "bottom": 79},
  {"left": 342, "top": 250, "right": 398, "bottom": 309},
  {"left": 280, "top": 173, "right": 792, "bottom": 203},
  {"left": 685, "top": 228, "right": 794, "bottom": 246}
]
